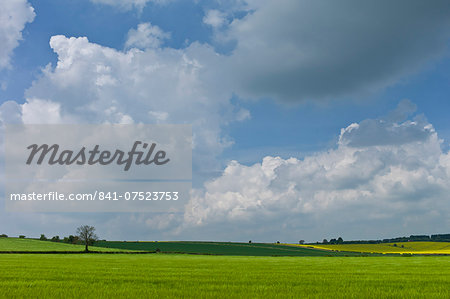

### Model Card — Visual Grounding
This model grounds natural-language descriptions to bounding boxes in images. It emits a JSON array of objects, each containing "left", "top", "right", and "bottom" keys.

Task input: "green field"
[
  {"left": 0, "top": 254, "right": 448, "bottom": 298},
  {"left": 0, "top": 238, "right": 368, "bottom": 255},
  {"left": 0, "top": 239, "right": 448, "bottom": 297},
  {"left": 0, "top": 238, "right": 127, "bottom": 252},
  {"left": 3, "top": 238, "right": 448, "bottom": 257},
  {"left": 94, "top": 241, "right": 369, "bottom": 256},
  {"left": 292, "top": 242, "right": 450, "bottom": 255}
]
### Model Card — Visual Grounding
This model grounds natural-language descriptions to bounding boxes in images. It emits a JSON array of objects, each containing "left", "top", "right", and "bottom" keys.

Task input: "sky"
[{"left": 0, "top": 0, "right": 449, "bottom": 242}]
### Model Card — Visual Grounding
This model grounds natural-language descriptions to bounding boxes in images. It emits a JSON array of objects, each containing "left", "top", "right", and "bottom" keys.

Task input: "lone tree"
[{"left": 76, "top": 225, "right": 98, "bottom": 252}]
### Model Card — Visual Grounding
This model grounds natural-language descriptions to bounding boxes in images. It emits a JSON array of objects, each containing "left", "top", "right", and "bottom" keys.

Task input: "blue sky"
[
  {"left": 1, "top": 0, "right": 449, "bottom": 242},
  {"left": 3, "top": 0, "right": 450, "bottom": 161}
]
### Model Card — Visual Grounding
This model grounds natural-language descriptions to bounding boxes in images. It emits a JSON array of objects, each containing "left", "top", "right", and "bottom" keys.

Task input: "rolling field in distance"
[
  {"left": 3, "top": 238, "right": 448, "bottom": 256},
  {"left": 291, "top": 242, "right": 450, "bottom": 255},
  {"left": 0, "top": 238, "right": 129, "bottom": 252},
  {"left": 0, "top": 254, "right": 448, "bottom": 298},
  {"left": 94, "top": 241, "right": 370, "bottom": 256}
]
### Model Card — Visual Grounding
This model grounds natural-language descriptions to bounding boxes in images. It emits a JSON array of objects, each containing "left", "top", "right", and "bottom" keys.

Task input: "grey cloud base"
[{"left": 223, "top": 0, "right": 450, "bottom": 102}]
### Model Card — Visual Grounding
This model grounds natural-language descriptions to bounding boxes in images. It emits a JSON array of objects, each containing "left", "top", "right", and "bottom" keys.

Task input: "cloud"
[
  {"left": 21, "top": 98, "right": 64, "bottom": 124},
  {"left": 0, "top": 101, "right": 22, "bottom": 125},
  {"left": 21, "top": 35, "right": 243, "bottom": 172},
  {"left": 220, "top": 0, "right": 450, "bottom": 102},
  {"left": 0, "top": 29, "right": 246, "bottom": 240},
  {"left": 203, "top": 10, "right": 227, "bottom": 29},
  {"left": 90, "top": 0, "right": 170, "bottom": 11},
  {"left": 339, "top": 100, "right": 434, "bottom": 147},
  {"left": 86, "top": 0, "right": 450, "bottom": 103},
  {"left": 0, "top": 0, "right": 35, "bottom": 70},
  {"left": 125, "top": 23, "right": 170, "bottom": 50},
  {"left": 180, "top": 102, "right": 450, "bottom": 241}
]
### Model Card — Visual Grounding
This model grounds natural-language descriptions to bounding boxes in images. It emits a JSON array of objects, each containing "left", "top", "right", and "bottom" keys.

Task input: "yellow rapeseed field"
[{"left": 289, "top": 242, "right": 450, "bottom": 255}]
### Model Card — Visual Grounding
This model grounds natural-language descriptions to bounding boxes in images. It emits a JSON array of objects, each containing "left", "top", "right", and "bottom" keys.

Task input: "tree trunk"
[{"left": 85, "top": 242, "right": 88, "bottom": 252}]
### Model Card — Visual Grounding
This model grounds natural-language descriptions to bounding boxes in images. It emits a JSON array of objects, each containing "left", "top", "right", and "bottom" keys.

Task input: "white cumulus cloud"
[
  {"left": 0, "top": 0, "right": 35, "bottom": 70},
  {"left": 125, "top": 22, "right": 170, "bottom": 50},
  {"left": 180, "top": 102, "right": 450, "bottom": 241},
  {"left": 22, "top": 34, "right": 241, "bottom": 172}
]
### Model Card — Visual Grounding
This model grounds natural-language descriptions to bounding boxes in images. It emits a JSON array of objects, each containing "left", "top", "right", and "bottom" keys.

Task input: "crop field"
[
  {"left": 94, "top": 240, "right": 369, "bottom": 256},
  {"left": 291, "top": 242, "right": 450, "bottom": 255},
  {"left": 0, "top": 254, "right": 448, "bottom": 298},
  {"left": 0, "top": 238, "right": 127, "bottom": 252}
]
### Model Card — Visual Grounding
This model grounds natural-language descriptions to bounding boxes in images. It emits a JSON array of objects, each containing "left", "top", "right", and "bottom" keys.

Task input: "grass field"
[
  {"left": 0, "top": 238, "right": 128, "bottom": 252},
  {"left": 291, "top": 242, "right": 450, "bottom": 255},
  {"left": 0, "top": 254, "right": 448, "bottom": 298},
  {"left": 94, "top": 241, "right": 370, "bottom": 256}
]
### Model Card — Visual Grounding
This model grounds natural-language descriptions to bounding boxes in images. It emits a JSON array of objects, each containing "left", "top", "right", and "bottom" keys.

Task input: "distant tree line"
[
  {"left": 321, "top": 237, "right": 344, "bottom": 244},
  {"left": 381, "top": 234, "right": 450, "bottom": 243},
  {"left": 1, "top": 234, "right": 27, "bottom": 238},
  {"left": 38, "top": 225, "right": 103, "bottom": 252},
  {"left": 39, "top": 233, "right": 104, "bottom": 245},
  {"left": 40, "top": 233, "right": 82, "bottom": 244},
  {"left": 317, "top": 234, "right": 450, "bottom": 244}
]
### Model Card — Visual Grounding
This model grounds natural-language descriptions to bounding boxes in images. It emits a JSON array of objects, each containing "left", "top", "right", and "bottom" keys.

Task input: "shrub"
[
  {"left": 40, "top": 234, "right": 47, "bottom": 241},
  {"left": 19, "top": 235, "right": 25, "bottom": 239},
  {"left": 0, "top": 234, "right": 8, "bottom": 238},
  {"left": 66, "top": 235, "right": 79, "bottom": 244}
]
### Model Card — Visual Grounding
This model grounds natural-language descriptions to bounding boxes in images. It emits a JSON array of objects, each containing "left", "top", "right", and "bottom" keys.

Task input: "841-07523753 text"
[{"left": 9, "top": 191, "right": 179, "bottom": 201}]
